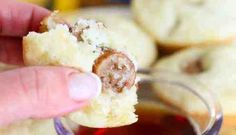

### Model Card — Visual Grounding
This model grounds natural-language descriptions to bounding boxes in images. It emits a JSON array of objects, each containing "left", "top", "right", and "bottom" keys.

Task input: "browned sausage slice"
[
  {"left": 39, "top": 13, "right": 72, "bottom": 32},
  {"left": 93, "top": 50, "right": 136, "bottom": 93}
]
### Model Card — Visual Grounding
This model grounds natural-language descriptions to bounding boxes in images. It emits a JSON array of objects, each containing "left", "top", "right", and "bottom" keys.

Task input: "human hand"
[{"left": 0, "top": 0, "right": 101, "bottom": 127}]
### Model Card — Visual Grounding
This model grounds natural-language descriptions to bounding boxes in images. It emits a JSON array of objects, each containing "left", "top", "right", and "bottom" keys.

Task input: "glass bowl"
[{"left": 54, "top": 69, "right": 223, "bottom": 135}]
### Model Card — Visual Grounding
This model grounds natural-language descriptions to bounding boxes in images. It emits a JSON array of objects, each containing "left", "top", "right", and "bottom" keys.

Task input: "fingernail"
[{"left": 68, "top": 73, "right": 102, "bottom": 101}]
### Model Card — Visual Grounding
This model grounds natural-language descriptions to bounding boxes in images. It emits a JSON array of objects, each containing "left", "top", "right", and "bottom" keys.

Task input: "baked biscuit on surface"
[
  {"left": 154, "top": 45, "right": 236, "bottom": 134},
  {"left": 60, "top": 6, "right": 157, "bottom": 68},
  {"left": 132, "top": 0, "right": 236, "bottom": 50}
]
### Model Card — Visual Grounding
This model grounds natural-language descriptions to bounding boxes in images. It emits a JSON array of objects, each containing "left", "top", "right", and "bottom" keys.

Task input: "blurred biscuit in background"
[
  {"left": 132, "top": 0, "right": 236, "bottom": 52},
  {"left": 60, "top": 6, "right": 158, "bottom": 68},
  {"left": 154, "top": 44, "right": 236, "bottom": 134}
]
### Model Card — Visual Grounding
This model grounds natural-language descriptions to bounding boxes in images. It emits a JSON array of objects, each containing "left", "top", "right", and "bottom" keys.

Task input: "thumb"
[{"left": 0, "top": 66, "right": 101, "bottom": 127}]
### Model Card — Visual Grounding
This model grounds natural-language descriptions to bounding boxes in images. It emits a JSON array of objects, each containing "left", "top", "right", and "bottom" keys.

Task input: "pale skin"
[{"left": 0, "top": 0, "right": 101, "bottom": 127}]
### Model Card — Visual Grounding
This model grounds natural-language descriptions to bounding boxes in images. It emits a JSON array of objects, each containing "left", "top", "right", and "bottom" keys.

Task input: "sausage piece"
[
  {"left": 39, "top": 13, "right": 72, "bottom": 32},
  {"left": 93, "top": 50, "right": 136, "bottom": 92}
]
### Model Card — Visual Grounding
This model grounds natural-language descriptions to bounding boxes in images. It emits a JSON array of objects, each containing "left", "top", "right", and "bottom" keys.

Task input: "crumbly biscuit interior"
[{"left": 23, "top": 16, "right": 138, "bottom": 128}]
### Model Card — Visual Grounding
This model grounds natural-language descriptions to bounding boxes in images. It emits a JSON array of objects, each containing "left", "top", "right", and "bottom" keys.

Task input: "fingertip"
[{"left": 68, "top": 72, "right": 102, "bottom": 101}]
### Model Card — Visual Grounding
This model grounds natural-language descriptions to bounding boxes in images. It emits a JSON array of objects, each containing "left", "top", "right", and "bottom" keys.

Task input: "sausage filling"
[{"left": 93, "top": 50, "right": 136, "bottom": 93}]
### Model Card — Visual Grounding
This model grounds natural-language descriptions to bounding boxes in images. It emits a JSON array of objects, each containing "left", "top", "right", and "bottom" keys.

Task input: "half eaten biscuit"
[{"left": 23, "top": 12, "right": 138, "bottom": 128}]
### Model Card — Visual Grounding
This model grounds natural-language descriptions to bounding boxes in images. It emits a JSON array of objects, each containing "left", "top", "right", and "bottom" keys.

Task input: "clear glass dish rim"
[{"left": 138, "top": 68, "right": 223, "bottom": 135}]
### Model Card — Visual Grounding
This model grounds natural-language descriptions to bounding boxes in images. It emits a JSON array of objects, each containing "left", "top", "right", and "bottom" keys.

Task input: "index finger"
[{"left": 0, "top": 0, "right": 50, "bottom": 37}]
